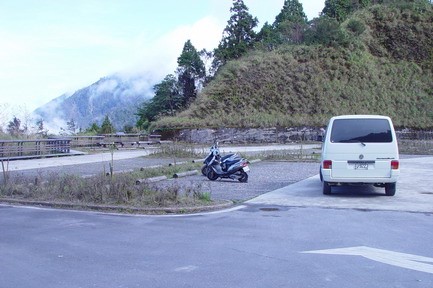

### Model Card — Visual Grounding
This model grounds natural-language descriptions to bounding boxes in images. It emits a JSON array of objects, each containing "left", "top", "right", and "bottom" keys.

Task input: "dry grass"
[{"left": 0, "top": 162, "right": 212, "bottom": 211}]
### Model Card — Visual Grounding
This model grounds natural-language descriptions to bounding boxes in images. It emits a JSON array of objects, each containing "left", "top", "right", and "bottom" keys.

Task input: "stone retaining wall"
[{"left": 176, "top": 127, "right": 324, "bottom": 144}]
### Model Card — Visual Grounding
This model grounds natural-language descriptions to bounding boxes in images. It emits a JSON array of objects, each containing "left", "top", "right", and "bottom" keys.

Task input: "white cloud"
[{"left": 121, "top": 15, "right": 223, "bottom": 82}]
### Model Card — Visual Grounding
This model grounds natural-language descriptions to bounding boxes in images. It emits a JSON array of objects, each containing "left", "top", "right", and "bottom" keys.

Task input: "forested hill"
[{"left": 154, "top": 2, "right": 433, "bottom": 130}]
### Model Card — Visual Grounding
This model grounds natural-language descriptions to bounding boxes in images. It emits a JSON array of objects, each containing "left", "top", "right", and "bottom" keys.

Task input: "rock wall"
[{"left": 176, "top": 127, "right": 324, "bottom": 144}]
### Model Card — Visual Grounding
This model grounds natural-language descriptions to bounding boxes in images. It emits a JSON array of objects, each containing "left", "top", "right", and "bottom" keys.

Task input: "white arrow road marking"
[{"left": 302, "top": 246, "right": 433, "bottom": 275}]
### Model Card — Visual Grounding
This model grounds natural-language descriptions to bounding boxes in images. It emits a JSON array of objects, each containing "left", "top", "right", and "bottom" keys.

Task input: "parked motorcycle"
[
  {"left": 206, "top": 152, "right": 250, "bottom": 183},
  {"left": 201, "top": 142, "right": 237, "bottom": 176}
]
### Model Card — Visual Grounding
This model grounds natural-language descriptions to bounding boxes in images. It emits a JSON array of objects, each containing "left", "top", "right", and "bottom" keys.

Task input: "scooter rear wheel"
[
  {"left": 238, "top": 171, "right": 248, "bottom": 183},
  {"left": 207, "top": 169, "right": 219, "bottom": 181}
]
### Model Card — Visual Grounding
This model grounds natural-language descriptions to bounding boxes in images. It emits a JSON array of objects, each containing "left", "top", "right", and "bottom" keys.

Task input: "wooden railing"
[
  {"left": 67, "top": 136, "right": 105, "bottom": 147},
  {"left": 0, "top": 139, "right": 71, "bottom": 160}
]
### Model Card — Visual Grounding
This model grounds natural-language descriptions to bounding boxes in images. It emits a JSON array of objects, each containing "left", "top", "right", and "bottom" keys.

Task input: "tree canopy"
[
  {"left": 213, "top": 0, "right": 258, "bottom": 69},
  {"left": 177, "top": 40, "right": 206, "bottom": 106},
  {"left": 256, "top": 0, "right": 308, "bottom": 49},
  {"left": 136, "top": 40, "right": 206, "bottom": 130},
  {"left": 100, "top": 115, "right": 115, "bottom": 134}
]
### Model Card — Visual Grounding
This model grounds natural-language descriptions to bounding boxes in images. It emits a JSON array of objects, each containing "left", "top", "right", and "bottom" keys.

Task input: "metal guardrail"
[{"left": 0, "top": 139, "right": 71, "bottom": 160}]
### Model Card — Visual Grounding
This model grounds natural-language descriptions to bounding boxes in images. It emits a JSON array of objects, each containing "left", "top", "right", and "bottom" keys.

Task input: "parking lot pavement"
[{"left": 248, "top": 156, "right": 433, "bottom": 213}]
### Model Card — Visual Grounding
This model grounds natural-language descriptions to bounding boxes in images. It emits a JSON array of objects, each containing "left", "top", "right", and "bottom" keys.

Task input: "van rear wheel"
[
  {"left": 385, "top": 183, "right": 396, "bottom": 196},
  {"left": 323, "top": 181, "right": 331, "bottom": 195}
]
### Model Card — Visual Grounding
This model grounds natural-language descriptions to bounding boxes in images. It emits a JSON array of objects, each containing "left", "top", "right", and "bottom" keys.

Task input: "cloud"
[{"left": 122, "top": 15, "right": 223, "bottom": 80}]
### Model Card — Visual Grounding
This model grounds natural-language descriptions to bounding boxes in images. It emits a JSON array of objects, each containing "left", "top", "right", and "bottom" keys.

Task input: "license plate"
[
  {"left": 354, "top": 163, "right": 368, "bottom": 170},
  {"left": 243, "top": 166, "right": 250, "bottom": 172}
]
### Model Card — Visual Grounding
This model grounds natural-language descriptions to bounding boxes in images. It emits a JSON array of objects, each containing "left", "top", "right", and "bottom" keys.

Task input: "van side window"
[{"left": 330, "top": 119, "right": 392, "bottom": 143}]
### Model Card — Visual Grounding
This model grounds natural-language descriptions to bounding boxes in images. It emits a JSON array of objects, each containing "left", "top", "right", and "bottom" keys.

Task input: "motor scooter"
[
  {"left": 206, "top": 153, "right": 250, "bottom": 183},
  {"left": 201, "top": 142, "right": 238, "bottom": 176}
]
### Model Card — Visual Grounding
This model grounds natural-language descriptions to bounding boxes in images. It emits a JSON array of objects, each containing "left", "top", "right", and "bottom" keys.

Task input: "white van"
[{"left": 320, "top": 115, "right": 400, "bottom": 196}]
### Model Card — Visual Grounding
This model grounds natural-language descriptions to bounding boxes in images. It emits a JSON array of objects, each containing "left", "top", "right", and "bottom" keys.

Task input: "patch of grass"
[
  {"left": 150, "top": 142, "right": 207, "bottom": 159},
  {"left": 0, "top": 162, "right": 212, "bottom": 211},
  {"left": 135, "top": 162, "right": 202, "bottom": 179}
]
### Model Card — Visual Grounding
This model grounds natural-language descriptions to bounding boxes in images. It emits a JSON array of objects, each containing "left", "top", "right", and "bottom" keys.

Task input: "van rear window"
[{"left": 330, "top": 119, "right": 393, "bottom": 143}]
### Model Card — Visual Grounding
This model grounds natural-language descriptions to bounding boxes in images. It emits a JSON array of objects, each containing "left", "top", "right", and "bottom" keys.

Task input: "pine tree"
[
  {"left": 322, "top": 0, "right": 353, "bottom": 22},
  {"left": 273, "top": 0, "right": 308, "bottom": 44},
  {"left": 7, "top": 116, "right": 23, "bottom": 137},
  {"left": 256, "top": 0, "right": 308, "bottom": 49},
  {"left": 100, "top": 115, "right": 115, "bottom": 134},
  {"left": 274, "top": 0, "right": 307, "bottom": 25},
  {"left": 213, "top": 0, "right": 258, "bottom": 70},
  {"left": 177, "top": 40, "right": 206, "bottom": 106},
  {"left": 66, "top": 119, "right": 77, "bottom": 135},
  {"left": 136, "top": 74, "right": 180, "bottom": 129},
  {"left": 36, "top": 119, "right": 48, "bottom": 137},
  {"left": 86, "top": 122, "right": 100, "bottom": 134}
]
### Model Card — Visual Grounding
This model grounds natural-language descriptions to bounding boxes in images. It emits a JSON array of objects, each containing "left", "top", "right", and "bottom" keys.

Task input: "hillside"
[
  {"left": 154, "top": 2, "right": 433, "bottom": 130},
  {"left": 33, "top": 74, "right": 154, "bottom": 132}
]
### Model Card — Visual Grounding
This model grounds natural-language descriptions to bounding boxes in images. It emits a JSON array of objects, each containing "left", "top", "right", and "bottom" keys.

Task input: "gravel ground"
[
  {"left": 166, "top": 161, "right": 320, "bottom": 202},
  {"left": 5, "top": 157, "right": 320, "bottom": 203}
]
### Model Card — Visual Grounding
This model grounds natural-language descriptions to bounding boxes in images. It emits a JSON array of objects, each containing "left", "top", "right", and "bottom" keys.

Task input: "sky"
[{"left": 0, "top": 0, "right": 324, "bottom": 121}]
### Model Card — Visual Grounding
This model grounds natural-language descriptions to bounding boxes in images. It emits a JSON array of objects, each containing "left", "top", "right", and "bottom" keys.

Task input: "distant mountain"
[{"left": 33, "top": 73, "right": 156, "bottom": 132}]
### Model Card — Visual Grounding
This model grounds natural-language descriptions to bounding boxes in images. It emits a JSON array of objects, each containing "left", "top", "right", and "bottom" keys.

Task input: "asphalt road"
[
  {"left": 1, "top": 203, "right": 432, "bottom": 288},
  {"left": 1, "top": 151, "right": 433, "bottom": 288}
]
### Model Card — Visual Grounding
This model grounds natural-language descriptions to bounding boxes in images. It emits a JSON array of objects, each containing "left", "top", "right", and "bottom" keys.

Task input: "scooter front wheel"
[
  {"left": 207, "top": 169, "right": 219, "bottom": 181},
  {"left": 201, "top": 165, "right": 209, "bottom": 176}
]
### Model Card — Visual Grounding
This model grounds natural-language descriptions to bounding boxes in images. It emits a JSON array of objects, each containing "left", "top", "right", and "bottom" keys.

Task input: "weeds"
[
  {"left": 153, "top": 141, "right": 205, "bottom": 159},
  {"left": 1, "top": 160, "right": 9, "bottom": 185},
  {"left": 0, "top": 171, "right": 212, "bottom": 209}
]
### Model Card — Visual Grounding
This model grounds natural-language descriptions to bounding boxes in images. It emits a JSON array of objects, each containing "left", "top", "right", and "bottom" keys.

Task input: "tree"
[
  {"left": 304, "top": 16, "right": 348, "bottom": 46},
  {"left": 274, "top": 0, "right": 308, "bottom": 44},
  {"left": 136, "top": 74, "right": 181, "bottom": 129},
  {"left": 7, "top": 117, "right": 23, "bottom": 137},
  {"left": 274, "top": 0, "right": 308, "bottom": 25},
  {"left": 256, "top": 22, "right": 279, "bottom": 51},
  {"left": 85, "top": 122, "right": 100, "bottom": 134},
  {"left": 100, "top": 115, "right": 115, "bottom": 134},
  {"left": 256, "top": 0, "right": 308, "bottom": 49},
  {"left": 213, "top": 0, "right": 258, "bottom": 70},
  {"left": 321, "top": 0, "right": 372, "bottom": 22},
  {"left": 66, "top": 119, "right": 77, "bottom": 135},
  {"left": 36, "top": 119, "right": 48, "bottom": 137},
  {"left": 322, "top": 0, "right": 352, "bottom": 22},
  {"left": 177, "top": 40, "right": 206, "bottom": 106}
]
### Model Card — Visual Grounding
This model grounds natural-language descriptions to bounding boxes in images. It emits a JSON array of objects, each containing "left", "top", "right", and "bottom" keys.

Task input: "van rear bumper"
[{"left": 321, "top": 169, "right": 399, "bottom": 184}]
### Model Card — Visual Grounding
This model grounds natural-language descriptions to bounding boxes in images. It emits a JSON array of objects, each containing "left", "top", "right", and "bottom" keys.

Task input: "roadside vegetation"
[
  {"left": 0, "top": 160, "right": 212, "bottom": 213},
  {"left": 153, "top": 1, "right": 433, "bottom": 129}
]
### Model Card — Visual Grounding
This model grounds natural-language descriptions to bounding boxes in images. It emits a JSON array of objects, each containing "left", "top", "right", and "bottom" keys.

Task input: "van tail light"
[
  {"left": 323, "top": 160, "right": 332, "bottom": 169},
  {"left": 391, "top": 160, "right": 399, "bottom": 170}
]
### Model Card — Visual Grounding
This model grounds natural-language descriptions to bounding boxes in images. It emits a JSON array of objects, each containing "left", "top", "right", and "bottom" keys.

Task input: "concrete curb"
[
  {"left": 0, "top": 198, "right": 234, "bottom": 215},
  {"left": 136, "top": 176, "right": 168, "bottom": 184},
  {"left": 173, "top": 170, "right": 198, "bottom": 178}
]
